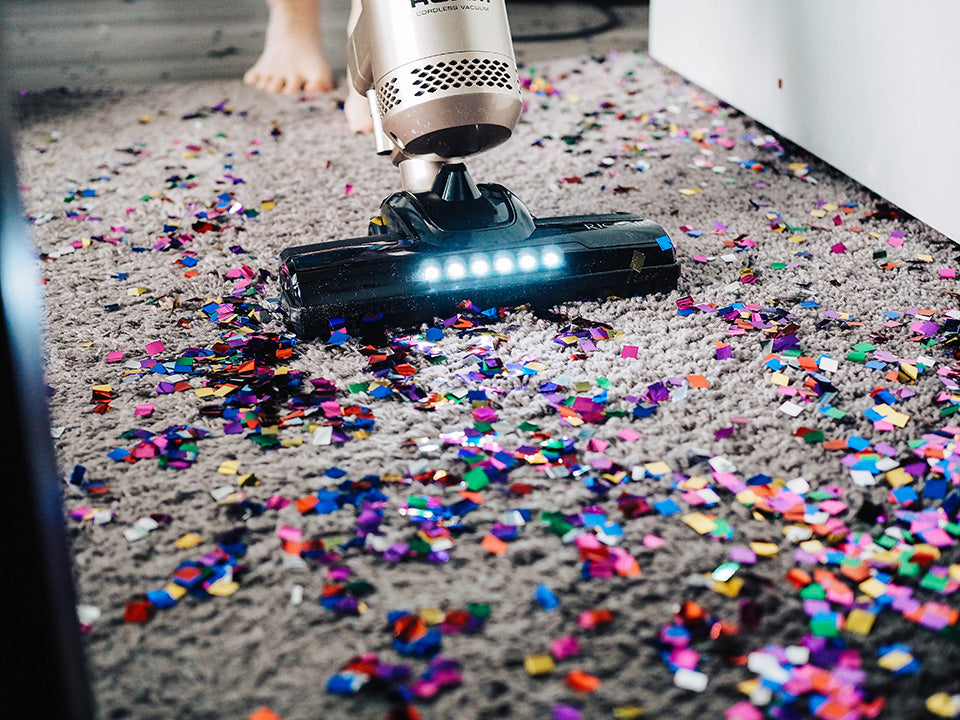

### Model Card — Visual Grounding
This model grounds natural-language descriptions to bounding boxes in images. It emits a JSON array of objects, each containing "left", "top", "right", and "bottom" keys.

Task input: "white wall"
[{"left": 649, "top": 0, "right": 960, "bottom": 241}]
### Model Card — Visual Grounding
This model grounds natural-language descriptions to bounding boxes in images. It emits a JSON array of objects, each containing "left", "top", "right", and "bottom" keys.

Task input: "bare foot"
[
  {"left": 244, "top": 0, "right": 333, "bottom": 95},
  {"left": 344, "top": 83, "right": 374, "bottom": 133}
]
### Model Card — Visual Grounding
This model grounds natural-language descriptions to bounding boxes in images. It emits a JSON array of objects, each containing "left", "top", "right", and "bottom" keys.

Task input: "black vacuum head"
[{"left": 279, "top": 164, "right": 679, "bottom": 339}]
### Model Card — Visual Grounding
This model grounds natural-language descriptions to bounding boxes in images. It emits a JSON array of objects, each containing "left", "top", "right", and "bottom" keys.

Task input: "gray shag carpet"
[{"left": 13, "top": 49, "right": 960, "bottom": 720}]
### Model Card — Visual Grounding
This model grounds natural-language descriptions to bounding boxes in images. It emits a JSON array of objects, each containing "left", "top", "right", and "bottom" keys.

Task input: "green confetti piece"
[
  {"left": 875, "top": 534, "right": 898, "bottom": 549},
  {"left": 463, "top": 466, "right": 490, "bottom": 491},
  {"left": 809, "top": 615, "right": 841, "bottom": 638},
  {"left": 799, "top": 583, "right": 826, "bottom": 601},
  {"left": 920, "top": 573, "right": 950, "bottom": 592},
  {"left": 897, "top": 562, "right": 921, "bottom": 578},
  {"left": 846, "top": 351, "right": 867, "bottom": 363},
  {"left": 466, "top": 602, "right": 491, "bottom": 619}
]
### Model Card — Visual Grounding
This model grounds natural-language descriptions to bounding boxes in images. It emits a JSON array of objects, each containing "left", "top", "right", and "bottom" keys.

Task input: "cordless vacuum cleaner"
[{"left": 278, "top": 0, "right": 680, "bottom": 340}]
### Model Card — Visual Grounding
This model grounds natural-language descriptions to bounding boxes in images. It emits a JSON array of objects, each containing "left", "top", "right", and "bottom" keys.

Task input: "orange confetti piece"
[
  {"left": 565, "top": 670, "right": 602, "bottom": 693},
  {"left": 481, "top": 534, "right": 508, "bottom": 555}
]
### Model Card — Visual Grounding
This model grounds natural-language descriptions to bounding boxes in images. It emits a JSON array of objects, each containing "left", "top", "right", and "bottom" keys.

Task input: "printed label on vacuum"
[{"left": 411, "top": 0, "right": 491, "bottom": 14}]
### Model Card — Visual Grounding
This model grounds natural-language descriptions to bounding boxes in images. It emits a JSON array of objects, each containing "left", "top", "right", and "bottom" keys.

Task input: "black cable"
[{"left": 511, "top": 1, "right": 621, "bottom": 43}]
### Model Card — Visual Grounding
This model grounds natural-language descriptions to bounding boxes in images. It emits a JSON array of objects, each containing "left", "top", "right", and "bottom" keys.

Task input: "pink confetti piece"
[
  {"left": 145, "top": 340, "right": 165, "bottom": 356},
  {"left": 642, "top": 534, "right": 666, "bottom": 549},
  {"left": 940, "top": 268, "right": 955, "bottom": 279},
  {"left": 621, "top": 345, "right": 639, "bottom": 359},
  {"left": 134, "top": 403, "right": 154, "bottom": 417},
  {"left": 106, "top": 351, "right": 124, "bottom": 363},
  {"left": 618, "top": 427, "right": 641, "bottom": 442}
]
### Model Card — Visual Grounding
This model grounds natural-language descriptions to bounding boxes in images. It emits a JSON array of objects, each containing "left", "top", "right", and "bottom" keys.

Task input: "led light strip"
[{"left": 418, "top": 247, "right": 563, "bottom": 283}]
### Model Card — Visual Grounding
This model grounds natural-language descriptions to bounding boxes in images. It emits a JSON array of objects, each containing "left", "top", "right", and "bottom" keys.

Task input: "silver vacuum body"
[{"left": 348, "top": 0, "right": 523, "bottom": 170}]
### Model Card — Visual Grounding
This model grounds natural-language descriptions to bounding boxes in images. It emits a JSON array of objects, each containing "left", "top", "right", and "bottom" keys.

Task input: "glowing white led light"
[
  {"left": 517, "top": 252, "right": 538, "bottom": 271},
  {"left": 493, "top": 255, "right": 514, "bottom": 274},
  {"left": 470, "top": 256, "right": 491, "bottom": 277},
  {"left": 420, "top": 262, "right": 441, "bottom": 282},
  {"left": 445, "top": 257, "right": 467, "bottom": 280},
  {"left": 542, "top": 247, "right": 563, "bottom": 268}
]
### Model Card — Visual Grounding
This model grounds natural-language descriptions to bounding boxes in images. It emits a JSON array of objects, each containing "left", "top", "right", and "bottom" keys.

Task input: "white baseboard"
[{"left": 650, "top": 0, "right": 960, "bottom": 241}]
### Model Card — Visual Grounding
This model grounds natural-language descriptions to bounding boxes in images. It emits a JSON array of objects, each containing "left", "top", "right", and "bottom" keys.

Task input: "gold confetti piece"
[
  {"left": 238, "top": 473, "right": 259, "bottom": 487},
  {"left": 678, "top": 187, "right": 701, "bottom": 195},
  {"left": 644, "top": 461, "right": 673, "bottom": 476},
  {"left": 164, "top": 583, "right": 188, "bottom": 601},
  {"left": 260, "top": 199, "right": 276, "bottom": 211},
  {"left": 712, "top": 577, "right": 744, "bottom": 597},
  {"left": 884, "top": 468, "right": 913, "bottom": 487},
  {"left": 613, "top": 706, "right": 644, "bottom": 719},
  {"left": 217, "top": 460, "right": 241, "bottom": 475},
  {"left": 845, "top": 608, "right": 875, "bottom": 635},
  {"left": 206, "top": 580, "right": 240, "bottom": 597},
  {"left": 681, "top": 512, "right": 717, "bottom": 535},
  {"left": 173, "top": 533, "right": 204, "bottom": 550},
  {"left": 927, "top": 693, "right": 960, "bottom": 717},
  {"left": 877, "top": 649, "right": 913, "bottom": 672},
  {"left": 749, "top": 541, "right": 779, "bottom": 557},
  {"left": 873, "top": 403, "right": 909, "bottom": 427},
  {"left": 419, "top": 607, "right": 446, "bottom": 625},
  {"left": 858, "top": 578, "right": 888, "bottom": 598},
  {"left": 799, "top": 539, "right": 824, "bottom": 554},
  {"left": 524, "top": 654, "right": 555, "bottom": 675}
]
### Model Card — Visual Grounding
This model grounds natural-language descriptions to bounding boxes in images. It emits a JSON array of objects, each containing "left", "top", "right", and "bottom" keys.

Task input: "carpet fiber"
[{"left": 14, "top": 50, "right": 960, "bottom": 720}]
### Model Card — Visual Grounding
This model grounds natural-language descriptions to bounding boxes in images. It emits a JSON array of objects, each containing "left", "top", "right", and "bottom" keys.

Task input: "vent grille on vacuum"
[
  {"left": 377, "top": 76, "right": 400, "bottom": 115},
  {"left": 411, "top": 57, "right": 514, "bottom": 96}
]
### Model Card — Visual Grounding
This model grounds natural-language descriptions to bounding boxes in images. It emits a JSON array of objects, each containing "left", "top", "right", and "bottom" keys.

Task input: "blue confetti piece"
[
  {"left": 655, "top": 235, "right": 674, "bottom": 250},
  {"left": 534, "top": 583, "right": 560, "bottom": 611}
]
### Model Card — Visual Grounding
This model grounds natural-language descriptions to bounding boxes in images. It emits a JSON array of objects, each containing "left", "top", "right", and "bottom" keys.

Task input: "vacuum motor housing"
[{"left": 349, "top": 0, "right": 523, "bottom": 158}]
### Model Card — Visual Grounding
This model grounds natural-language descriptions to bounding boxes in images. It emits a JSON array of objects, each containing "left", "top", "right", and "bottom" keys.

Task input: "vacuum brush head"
[{"left": 279, "top": 165, "right": 679, "bottom": 339}]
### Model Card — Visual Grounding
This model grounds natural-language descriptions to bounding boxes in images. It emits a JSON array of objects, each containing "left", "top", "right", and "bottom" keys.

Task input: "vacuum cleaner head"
[
  {"left": 277, "top": 0, "right": 679, "bottom": 340},
  {"left": 279, "top": 165, "right": 679, "bottom": 340}
]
